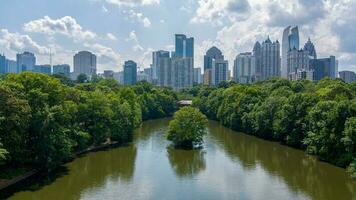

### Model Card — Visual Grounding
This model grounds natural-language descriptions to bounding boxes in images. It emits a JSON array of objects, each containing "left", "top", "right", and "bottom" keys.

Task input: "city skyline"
[{"left": 0, "top": 0, "right": 355, "bottom": 73}]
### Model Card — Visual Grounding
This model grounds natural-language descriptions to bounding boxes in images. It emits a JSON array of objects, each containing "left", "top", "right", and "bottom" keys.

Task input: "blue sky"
[{"left": 0, "top": 0, "right": 355, "bottom": 72}]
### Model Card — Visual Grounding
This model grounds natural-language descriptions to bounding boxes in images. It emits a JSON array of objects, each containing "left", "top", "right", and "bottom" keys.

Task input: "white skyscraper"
[
  {"left": 17, "top": 51, "right": 36, "bottom": 73},
  {"left": 282, "top": 26, "right": 299, "bottom": 78},
  {"left": 234, "top": 52, "right": 256, "bottom": 84},
  {"left": 73, "top": 51, "right": 97, "bottom": 79},
  {"left": 261, "top": 37, "right": 281, "bottom": 80}
]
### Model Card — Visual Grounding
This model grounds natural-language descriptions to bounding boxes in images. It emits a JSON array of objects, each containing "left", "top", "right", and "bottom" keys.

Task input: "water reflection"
[
  {"left": 167, "top": 148, "right": 206, "bottom": 178},
  {"left": 207, "top": 121, "right": 356, "bottom": 200}
]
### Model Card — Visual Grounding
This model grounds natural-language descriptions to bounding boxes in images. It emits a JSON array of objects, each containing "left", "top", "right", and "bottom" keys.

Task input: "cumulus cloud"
[
  {"left": 23, "top": 16, "right": 97, "bottom": 41},
  {"left": 123, "top": 9, "right": 151, "bottom": 27},
  {"left": 126, "top": 30, "right": 144, "bottom": 51},
  {"left": 106, "top": 33, "right": 118, "bottom": 41},
  {"left": 102, "top": 0, "right": 159, "bottom": 7},
  {"left": 83, "top": 43, "right": 121, "bottom": 71},
  {"left": 0, "top": 29, "right": 50, "bottom": 55}
]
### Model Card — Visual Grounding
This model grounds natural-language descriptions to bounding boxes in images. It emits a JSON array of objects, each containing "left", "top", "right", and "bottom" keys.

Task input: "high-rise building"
[
  {"left": 234, "top": 52, "right": 256, "bottom": 84},
  {"left": 287, "top": 48, "right": 313, "bottom": 81},
  {"left": 261, "top": 37, "right": 281, "bottom": 80},
  {"left": 310, "top": 56, "right": 338, "bottom": 81},
  {"left": 339, "top": 71, "right": 356, "bottom": 83},
  {"left": 204, "top": 47, "right": 224, "bottom": 72},
  {"left": 5, "top": 59, "right": 17, "bottom": 73},
  {"left": 203, "top": 69, "right": 213, "bottom": 86},
  {"left": 53, "top": 64, "right": 70, "bottom": 77},
  {"left": 304, "top": 38, "right": 317, "bottom": 59},
  {"left": 73, "top": 51, "right": 97, "bottom": 79},
  {"left": 17, "top": 51, "right": 36, "bottom": 73},
  {"left": 123, "top": 60, "right": 137, "bottom": 85},
  {"left": 174, "top": 34, "right": 194, "bottom": 58},
  {"left": 152, "top": 50, "right": 170, "bottom": 81},
  {"left": 171, "top": 57, "right": 193, "bottom": 90},
  {"left": 252, "top": 42, "right": 262, "bottom": 81},
  {"left": 193, "top": 68, "right": 202, "bottom": 85},
  {"left": 137, "top": 70, "right": 150, "bottom": 82},
  {"left": 282, "top": 26, "right": 300, "bottom": 78},
  {"left": 0, "top": 54, "right": 6, "bottom": 74},
  {"left": 212, "top": 59, "right": 229, "bottom": 86},
  {"left": 33, "top": 65, "right": 51, "bottom": 75},
  {"left": 154, "top": 50, "right": 171, "bottom": 87},
  {"left": 113, "top": 71, "right": 124, "bottom": 84}
]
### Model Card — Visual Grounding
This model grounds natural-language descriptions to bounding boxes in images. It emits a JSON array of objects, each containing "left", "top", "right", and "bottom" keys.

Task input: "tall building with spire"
[
  {"left": 261, "top": 37, "right": 281, "bottom": 80},
  {"left": 303, "top": 38, "right": 317, "bottom": 59},
  {"left": 282, "top": 26, "right": 300, "bottom": 78}
]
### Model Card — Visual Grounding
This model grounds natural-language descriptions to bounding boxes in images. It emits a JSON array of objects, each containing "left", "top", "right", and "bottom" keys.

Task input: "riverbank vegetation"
[
  {"left": 167, "top": 107, "right": 208, "bottom": 148},
  {"left": 190, "top": 78, "right": 356, "bottom": 178},
  {"left": 0, "top": 72, "right": 177, "bottom": 179}
]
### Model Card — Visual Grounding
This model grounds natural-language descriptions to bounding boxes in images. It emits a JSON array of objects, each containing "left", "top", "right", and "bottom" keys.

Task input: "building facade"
[
  {"left": 5, "top": 59, "right": 17, "bottom": 73},
  {"left": 287, "top": 48, "right": 312, "bottom": 81},
  {"left": 73, "top": 51, "right": 97, "bottom": 79},
  {"left": 174, "top": 34, "right": 194, "bottom": 58},
  {"left": 212, "top": 59, "right": 229, "bottom": 86},
  {"left": 123, "top": 60, "right": 137, "bottom": 85},
  {"left": 234, "top": 52, "right": 256, "bottom": 84},
  {"left": 261, "top": 37, "right": 281, "bottom": 80},
  {"left": 339, "top": 71, "right": 356, "bottom": 83},
  {"left": 154, "top": 50, "right": 171, "bottom": 87},
  {"left": 304, "top": 38, "right": 317, "bottom": 59},
  {"left": 53, "top": 64, "right": 70, "bottom": 77},
  {"left": 17, "top": 51, "right": 36, "bottom": 73},
  {"left": 171, "top": 57, "right": 193, "bottom": 90},
  {"left": 193, "top": 68, "right": 202, "bottom": 85},
  {"left": 33, "top": 65, "right": 51, "bottom": 75},
  {"left": 310, "top": 56, "right": 338, "bottom": 81},
  {"left": 204, "top": 46, "right": 224, "bottom": 72}
]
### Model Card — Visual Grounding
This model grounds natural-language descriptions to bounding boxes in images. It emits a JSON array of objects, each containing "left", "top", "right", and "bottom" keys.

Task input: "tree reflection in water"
[{"left": 167, "top": 148, "right": 206, "bottom": 178}]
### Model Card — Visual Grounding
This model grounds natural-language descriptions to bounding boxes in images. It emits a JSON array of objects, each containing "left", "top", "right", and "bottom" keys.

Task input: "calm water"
[{"left": 5, "top": 119, "right": 356, "bottom": 200}]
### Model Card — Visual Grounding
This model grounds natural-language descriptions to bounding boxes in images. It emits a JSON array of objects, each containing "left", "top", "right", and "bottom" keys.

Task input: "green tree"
[
  {"left": 0, "top": 142, "right": 8, "bottom": 162},
  {"left": 167, "top": 107, "right": 208, "bottom": 148},
  {"left": 76, "top": 73, "right": 88, "bottom": 83}
]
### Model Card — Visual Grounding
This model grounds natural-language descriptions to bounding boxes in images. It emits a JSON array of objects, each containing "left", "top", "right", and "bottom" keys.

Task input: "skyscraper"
[
  {"left": 193, "top": 68, "right": 202, "bottom": 85},
  {"left": 204, "top": 46, "right": 224, "bottom": 72},
  {"left": 73, "top": 51, "right": 97, "bottom": 79},
  {"left": 261, "top": 37, "right": 281, "bottom": 80},
  {"left": 17, "top": 51, "right": 36, "bottom": 73},
  {"left": 5, "top": 59, "right": 17, "bottom": 73},
  {"left": 53, "top": 64, "right": 70, "bottom": 77},
  {"left": 303, "top": 38, "right": 317, "bottom": 59},
  {"left": 252, "top": 42, "right": 262, "bottom": 81},
  {"left": 339, "top": 71, "right": 356, "bottom": 83},
  {"left": 0, "top": 54, "right": 6, "bottom": 74},
  {"left": 154, "top": 50, "right": 171, "bottom": 87},
  {"left": 310, "top": 56, "right": 338, "bottom": 81},
  {"left": 287, "top": 48, "right": 313, "bottom": 81},
  {"left": 174, "top": 34, "right": 194, "bottom": 58},
  {"left": 282, "top": 26, "right": 299, "bottom": 78},
  {"left": 123, "top": 60, "right": 137, "bottom": 85},
  {"left": 234, "top": 52, "right": 256, "bottom": 84},
  {"left": 212, "top": 59, "right": 229, "bottom": 86}
]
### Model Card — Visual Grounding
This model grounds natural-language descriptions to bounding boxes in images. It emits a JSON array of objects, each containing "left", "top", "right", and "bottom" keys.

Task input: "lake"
[{"left": 5, "top": 118, "right": 356, "bottom": 200}]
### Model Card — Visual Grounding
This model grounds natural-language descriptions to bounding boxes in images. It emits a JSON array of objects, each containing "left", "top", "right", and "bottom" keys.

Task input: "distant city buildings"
[
  {"left": 203, "top": 47, "right": 227, "bottom": 86},
  {"left": 73, "top": 51, "right": 97, "bottom": 79},
  {"left": 154, "top": 50, "right": 171, "bottom": 87},
  {"left": 339, "top": 71, "right": 356, "bottom": 83},
  {"left": 234, "top": 52, "right": 255, "bottom": 84},
  {"left": 123, "top": 60, "right": 137, "bottom": 85},
  {"left": 5, "top": 59, "right": 17, "bottom": 73},
  {"left": 17, "top": 51, "right": 36, "bottom": 73},
  {"left": 103, "top": 70, "right": 114, "bottom": 79},
  {"left": 287, "top": 48, "right": 313, "bottom": 81},
  {"left": 193, "top": 68, "right": 202, "bottom": 85},
  {"left": 53, "top": 64, "right": 70, "bottom": 77},
  {"left": 212, "top": 59, "right": 228, "bottom": 86},
  {"left": 33, "top": 65, "right": 51, "bottom": 75},
  {"left": 0, "top": 54, "right": 6, "bottom": 74}
]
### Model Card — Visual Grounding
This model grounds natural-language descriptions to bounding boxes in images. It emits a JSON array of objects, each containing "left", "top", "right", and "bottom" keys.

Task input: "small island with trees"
[{"left": 167, "top": 107, "right": 208, "bottom": 149}]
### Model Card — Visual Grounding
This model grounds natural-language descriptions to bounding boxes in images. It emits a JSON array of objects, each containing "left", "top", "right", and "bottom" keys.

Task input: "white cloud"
[
  {"left": 0, "top": 29, "right": 50, "bottom": 55},
  {"left": 126, "top": 30, "right": 144, "bottom": 51},
  {"left": 102, "top": 0, "right": 159, "bottom": 7},
  {"left": 102, "top": 5, "right": 109, "bottom": 12},
  {"left": 124, "top": 10, "right": 151, "bottom": 27},
  {"left": 106, "top": 33, "right": 118, "bottom": 41},
  {"left": 83, "top": 43, "right": 121, "bottom": 72},
  {"left": 23, "top": 16, "right": 97, "bottom": 41}
]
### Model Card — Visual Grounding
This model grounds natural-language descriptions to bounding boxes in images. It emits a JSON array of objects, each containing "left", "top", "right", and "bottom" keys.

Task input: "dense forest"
[
  {"left": 188, "top": 78, "right": 356, "bottom": 178},
  {"left": 1, "top": 73, "right": 355, "bottom": 179},
  {"left": 0, "top": 72, "right": 178, "bottom": 175}
]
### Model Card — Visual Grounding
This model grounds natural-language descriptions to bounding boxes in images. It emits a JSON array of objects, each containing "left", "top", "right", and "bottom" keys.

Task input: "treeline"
[
  {"left": 191, "top": 78, "right": 356, "bottom": 178},
  {"left": 0, "top": 72, "right": 177, "bottom": 171}
]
